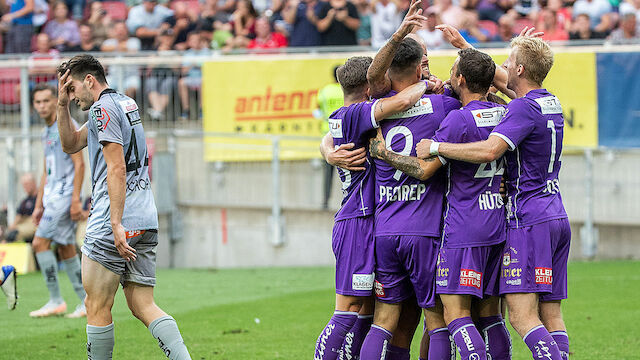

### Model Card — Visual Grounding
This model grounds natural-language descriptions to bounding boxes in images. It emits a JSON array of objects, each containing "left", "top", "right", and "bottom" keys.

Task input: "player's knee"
[
  {"left": 31, "top": 237, "right": 49, "bottom": 253},
  {"left": 84, "top": 294, "right": 114, "bottom": 316}
]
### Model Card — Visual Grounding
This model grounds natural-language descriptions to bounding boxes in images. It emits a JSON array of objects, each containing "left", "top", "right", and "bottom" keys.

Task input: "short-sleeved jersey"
[
  {"left": 85, "top": 89, "right": 158, "bottom": 239},
  {"left": 434, "top": 101, "right": 507, "bottom": 248},
  {"left": 329, "top": 100, "right": 379, "bottom": 220},
  {"left": 490, "top": 89, "right": 568, "bottom": 228},
  {"left": 374, "top": 92, "right": 461, "bottom": 237},
  {"left": 42, "top": 120, "right": 77, "bottom": 203}
]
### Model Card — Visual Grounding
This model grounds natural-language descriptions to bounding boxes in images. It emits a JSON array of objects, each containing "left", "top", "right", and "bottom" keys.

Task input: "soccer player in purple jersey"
[
  {"left": 355, "top": 3, "right": 465, "bottom": 359},
  {"left": 316, "top": 56, "right": 435, "bottom": 360},
  {"left": 416, "top": 36, "right": 570, "bottom": 360},
  {"left": 373, "top": 48, "right": 513, "bottom": 360}
]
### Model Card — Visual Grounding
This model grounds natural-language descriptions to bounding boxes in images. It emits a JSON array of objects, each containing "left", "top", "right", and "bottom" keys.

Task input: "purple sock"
[
  {"left": 341, "top": 315, "right": 372, "bottom": 360},
  {"left": 448, "top": 317, "right": 487, "bottom": 360},
  {"left": 428, "top": 328, "right": 455, "bottom": 360},
  {"left": 386, "top": 344, "right": 410, "bottom": 360},
  {"left": 478, "top": 315, "right": 512, "bottom": 360},
  {"left": 550, "top": 331, "right": 569, "bottom": 360},
  {"left": 315, "top": 311, "right": 358, "bottom": 360},
  {"left": 359, "top": 325, "right": 392, "bottom": 360},
  {"left": 523, "top": 325, "right": 563, "bottom": 360}
]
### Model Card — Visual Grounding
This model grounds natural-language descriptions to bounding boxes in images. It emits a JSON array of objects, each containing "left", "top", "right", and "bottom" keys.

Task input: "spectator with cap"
[
  {"left": 0, "top": 0, "right": 34, "bottom": 53},
  {"left": 283, "top": 0, "right": 323, "bottom": 46},
  {"left": 42, "top": 1, "right": 80, "bottom": 51},
  {"left": 315, "top": 0, "right": 360, "bottom": 45},
  {"left": 569, "top": 13, "right": 608, "bottom": 39},
  {"left": 127, "top": 0, "right": 174, "bottom": 50},
  {"left": 370, "top": 0, "right": 404, "bottom": 48}
]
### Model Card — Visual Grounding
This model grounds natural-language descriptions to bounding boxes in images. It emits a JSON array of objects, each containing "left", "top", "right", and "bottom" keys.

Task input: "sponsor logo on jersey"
[
  {"left": 535, "top": 267, "right": 553, "bottom": 285},
  {"left": 352, "top": 273, "right": 374, "bottom": 291},
  {"left": 437, "top": 266, "right": 449, "bottom": 278},
  {"left": 119, "top": 99, "right": 141, "bottom": 126},
  {"left": 460, "top": 269, "right": 482, "bottom": 289},
  {"left": 503, "top": 252, "right": 511, "bottom": 266},
  {"left": 502, "top": 268, "right": 522, "bottom": 280},
  {"left": 125, "top": 230, "right": 144, "bottom": 239},
  {"left": 93, "top": 107, "right": 111, "bottom": 132},
  {"left": 328, "top": 118, "right": 343, "bottom": 138},
  {"left": 471, "top": 107, "right": 505, "bottom": 127},
  {"left": 388, "top": 98, "right": 433, "bottom": 119},
  {"left": 534, "top": 96, "right": 563, "bottom": 115},
  {"left": 374, "top": 280, "right": 385, "bottom": 297}
]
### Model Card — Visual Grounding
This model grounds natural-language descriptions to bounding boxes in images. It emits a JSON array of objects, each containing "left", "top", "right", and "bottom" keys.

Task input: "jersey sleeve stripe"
[
  {"left": 370, "top": 100, "right": 380, "bottom": 129},
  {"left": 490, "top": 132, "right": 516, "bottom": 151}
]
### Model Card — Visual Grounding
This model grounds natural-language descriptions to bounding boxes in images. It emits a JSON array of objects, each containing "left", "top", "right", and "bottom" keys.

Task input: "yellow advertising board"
[
  {"left": 428, "top": 52, "right": 598, "bottom": 148},
  {"left": 0, "top": 243, "right": 36, "bottom": 274},
  {"left": 202, "top": 57, "right": 346, "bottom": 161}
]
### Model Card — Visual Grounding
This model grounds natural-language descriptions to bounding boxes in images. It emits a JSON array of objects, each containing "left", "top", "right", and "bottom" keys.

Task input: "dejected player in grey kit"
[
  {"left": 56, "top": 54, "right": 191, "bottom": 360},
  {"left": 30, "top": 83, "right": 87, "bottom": 319},
  {"left": 417, "top": 35, "right": 570, "bottom": 360}
]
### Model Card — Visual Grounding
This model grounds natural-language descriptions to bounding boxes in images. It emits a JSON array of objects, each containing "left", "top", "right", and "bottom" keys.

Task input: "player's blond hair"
[{"left": 510, "top": 37, "right": 554, "bottom": 86}]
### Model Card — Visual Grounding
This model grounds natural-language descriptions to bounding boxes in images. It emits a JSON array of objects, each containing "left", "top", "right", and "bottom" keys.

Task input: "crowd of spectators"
[{"left": 0, "top": 0, "right": 638, "bottom": 56}]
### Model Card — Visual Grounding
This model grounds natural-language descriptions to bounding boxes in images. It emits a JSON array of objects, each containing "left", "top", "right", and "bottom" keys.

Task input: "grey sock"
[
  {"left": 35, "top": 250, "right": 63, "bottom": 303},
  {"left": 87, "top": 323, "right": 114, "bottom": 360},
  {"left": 63, "top": 256, "right": 86, "bottom": 301},
  {"left": 149, "top": 316, "right": 191, "bottom": 360}
]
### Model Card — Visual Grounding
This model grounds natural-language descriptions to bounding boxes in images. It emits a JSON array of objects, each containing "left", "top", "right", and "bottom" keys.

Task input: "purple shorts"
[
  {"left": 332, "top": 216, "right": 375, "bottom": 297},
  {"left": 436, "top": 242, "right": 504, "bottom": 299},
  {"left": 373, "top": 235, "right": 439, "bottom": 309},
  {"left": 500, "top": 218, "right": 571, "bottom": 301}
]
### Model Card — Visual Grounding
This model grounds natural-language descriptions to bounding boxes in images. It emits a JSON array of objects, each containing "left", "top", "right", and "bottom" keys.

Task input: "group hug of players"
[{"left": 315, "top": 2, "right": 571, "bottom": 360}]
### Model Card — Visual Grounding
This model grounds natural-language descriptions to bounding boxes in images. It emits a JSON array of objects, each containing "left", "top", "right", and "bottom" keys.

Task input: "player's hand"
[
  {"left": 113, "top": 224, "right": 136, "bottom": 262},
  {"left": 428, "top": 75, "right": 445, "bottom": 94},
  {"left": 32, "top": 206, "right": 44, "bottom": 225},
  {"left": 368, "top": 129, "right": 387, "bottom": 160},
  {"left": 393, "top": 0, "right": 426, "bottom": 40},
  {"left": 499, "top": 178, "right": 507, "bottom": 201},
  {"left": 57, "top": 69, "right": 72, "bottom": 107},
  {"left": 435, "top": 24, "right": 472, "bottom": 49},
  {"left": 69, "top": 198, "right": 83, "bottom": 221},
  {"left": 327, "top": 143, "right": 367, "bottom": 171},
  {"left": 518, "top": 26, "right": 544, "bottom": 38},
  {"left": 415, "top": 138, "right": 433, "bottom": 159}
]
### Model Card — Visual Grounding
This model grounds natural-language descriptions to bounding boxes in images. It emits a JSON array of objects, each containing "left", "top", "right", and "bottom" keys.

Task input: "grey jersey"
[
  {"left": 42, "top": 120, "right": 77, "bottom": 204},
  {"left": 86, "top": 89, "right": 158, "bottom": 239}
]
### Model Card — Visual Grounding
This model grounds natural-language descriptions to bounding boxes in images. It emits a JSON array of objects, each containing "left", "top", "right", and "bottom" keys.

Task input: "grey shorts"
[
  {"left": 35, "top": 199, "right": 76, "bottom": 246},
  {"left": 82, "top": 229, "right": 158, "bottom": 287}
]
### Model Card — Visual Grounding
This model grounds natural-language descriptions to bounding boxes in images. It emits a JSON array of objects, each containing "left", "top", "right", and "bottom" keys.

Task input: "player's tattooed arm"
[
  {"left": 320, "top": 132, "right": 367, "bottom": 171},
  {"left": 56, "top": 69, "right": 88, "bottom": 153},
  {"left": 373, "top": 80, "right": 426, "bottom": 124},
  {"left": 416, "top": 136, "right": 510, "bottom": 164},
  {"left": 369, "top": 129, "right": 442, "bottom": 181},
  {"left": 367, "top": 0, "right": 426, "bottom": 98}
]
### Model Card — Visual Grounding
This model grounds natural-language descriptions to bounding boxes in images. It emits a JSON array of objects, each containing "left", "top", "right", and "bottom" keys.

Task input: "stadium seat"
[
  {"left": 101, "top": 1, "right": 128, "bottom": 21},
  {"left": 514, "top": 18, "right": 535, "bottom": 34},
  {"left": 479, "top": 20, "right": 499, "bottom": 38},
  {"left": 0, "top": 68, "right": 21, "bottom": 106}
]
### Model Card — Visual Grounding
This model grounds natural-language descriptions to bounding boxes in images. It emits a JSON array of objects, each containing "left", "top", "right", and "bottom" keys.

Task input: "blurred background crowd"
[{"left": 0, "top": 0, "right": 638, "bottom": 57}]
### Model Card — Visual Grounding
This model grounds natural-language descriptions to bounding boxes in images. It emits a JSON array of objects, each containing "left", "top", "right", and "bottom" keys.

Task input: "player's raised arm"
[
  {"left": 369, "top": 129, "right": 442, "bottom": 181},
  {"left": 320, "top": 132, "right": 367, "bottom": 171},
  {"left": 69, "top": 151, "right": 85, "bottom": 221},
  {"left": 416, "top": 135, "right": 510, "bottom": 164},
  {"left": 56, "top": 69, "right": 88, "bottom": 154},
  {"left": 372, "top": 80, "right": 428, "bottom": 123},
  {"left": 367, "top": 0, "right": 425, "bottom": 98}
]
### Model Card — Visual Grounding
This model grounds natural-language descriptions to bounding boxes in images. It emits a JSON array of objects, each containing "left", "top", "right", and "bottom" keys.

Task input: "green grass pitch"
[{"left": 0, "top": 260, "right": 637, "bottom": 359}]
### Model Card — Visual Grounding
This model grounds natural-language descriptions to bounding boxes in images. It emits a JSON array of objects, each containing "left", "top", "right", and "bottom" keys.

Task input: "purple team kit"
[{"left": 373, "top": 92, "right": 460, "bottom": 309}]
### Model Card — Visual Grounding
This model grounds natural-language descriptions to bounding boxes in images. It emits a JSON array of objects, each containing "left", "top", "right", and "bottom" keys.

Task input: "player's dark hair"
[
  {"left": 57, "top": 54, "right": 108, "bottom": 85},
  {"left": 455, "top": 48, "right": 496, "bottom": 94},
  {"left": 389, "top": 38, "right": 422, "bottom": 78},
  {"left": 31, "top": 83, "right": 57, "bottom": 101},
  {"left": 337, "top": 56, "right": 373, "bottom": 97},
  {"left": 333, "top": 65, "right": 340, "bottom": 83}
]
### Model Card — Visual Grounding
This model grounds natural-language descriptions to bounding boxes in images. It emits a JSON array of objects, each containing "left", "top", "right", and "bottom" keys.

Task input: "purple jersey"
[
  {"left": 434, "top": 101, "right": 507, "bottom": 248},
  {"left": 491, "top": 89, "right": 568, "bottom": 228},
  {"left": 375, "top": 93, "right": 461, "bottom": 237},
  {"left": 330, "top": 101, "right": 379, "bottom": 220}
]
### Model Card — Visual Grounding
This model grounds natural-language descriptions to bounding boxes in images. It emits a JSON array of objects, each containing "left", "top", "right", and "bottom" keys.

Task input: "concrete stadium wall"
[{"left": 2, "top": 135, "right": 640, "bottom": 268}]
